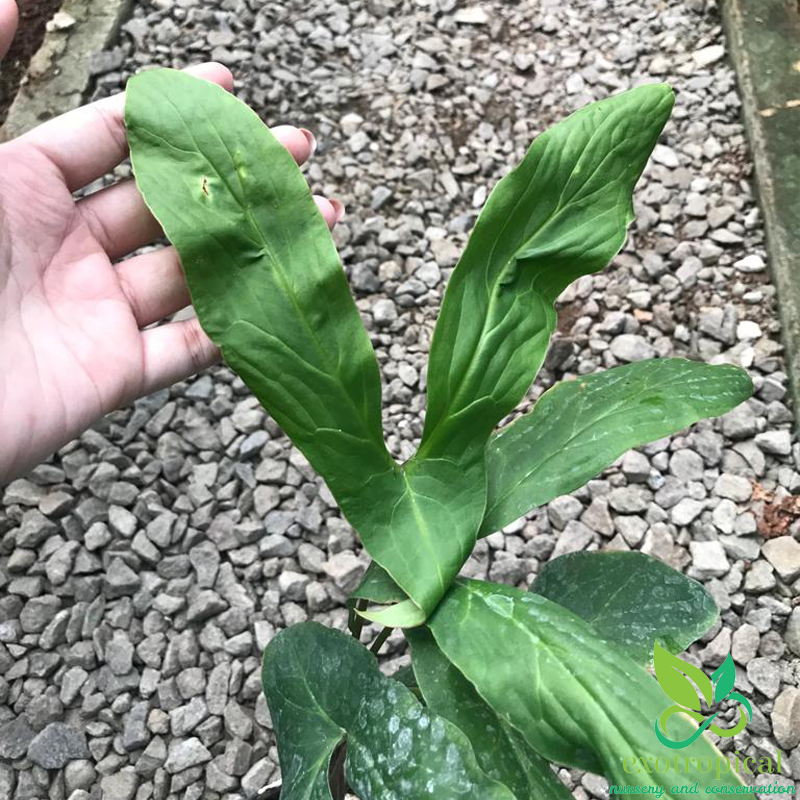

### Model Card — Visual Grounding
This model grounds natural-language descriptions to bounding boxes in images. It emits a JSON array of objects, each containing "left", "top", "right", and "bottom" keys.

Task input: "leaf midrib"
[
  {"left": 157, "top": 92, "right": 390, "bottom": 463},
  {"left": 457, "top": 585, "right": 673, "bottom": 780},
  {"left": 483, "top": 367, "right": 715, "bottom": 522}
]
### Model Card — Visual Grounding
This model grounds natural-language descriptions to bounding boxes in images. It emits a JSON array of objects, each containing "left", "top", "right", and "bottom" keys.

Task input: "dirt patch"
[
  {"left": 0, "top": 0, "right": 64, "bottom": 126},
  {"left": 753, "top": 482, "right": 800, "bottom": 539}
]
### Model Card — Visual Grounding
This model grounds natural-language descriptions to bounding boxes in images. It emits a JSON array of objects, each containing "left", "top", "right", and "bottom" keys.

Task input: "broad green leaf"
[
  {"left": 711, "top": 653, "right": 736, "bottom": 703},
  {"left": 125, "top": 68, "right": 481, "bottom": 627},
  {"left": 420, "top": 84, "right": 674, "bottom": 462},
  {"left": 261, "top": 622, "right": 515, "bottom": 800},
  {"left": 481, "top": 359, "right": 753, "bottom": 534},
  {"left": 653, "top": 641, "right": 713, "bottom": 711},
  {"left": 126, "top": 69, "right": 390, "bottom": 498},
  {"left": 126, "top": 70, "right": 486, "bottom": 626},
  {"left": 408, "top": 628, "right": 573, "bottom": 800},
  {"left": 427, "top": 580, "right": 744, "bottom": 796},
  {"left": 531, "top": 551, "right": 718, "bottom": 665}
]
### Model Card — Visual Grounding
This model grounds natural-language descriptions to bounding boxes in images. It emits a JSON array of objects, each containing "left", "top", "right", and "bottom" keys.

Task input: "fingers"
[
  {"left": 317, "top": 196, "right": 345, "bottom": 230},
  {"left": 80, "top": 180, "right": 161, "bottom": 261},
  {"left": 118, "top": 194, "right": 346, "bottom": 327},
  {"left": 140, "top": 317, "right": 220, "bottom": 396},
  {"left": 118, "top": 247, "right": 186, "bottom": 327},
  {"left": 77, "top": 126, "right": 319, "bottom": 259},
  {"left": 273, "top": 125, "right": 317, "bottom": 162},
  {"left": 0, "top": 0, "right": 17, "bottom": 60},
  {"left": 18, "top": 62, "right": 234, "bottom": 192}
]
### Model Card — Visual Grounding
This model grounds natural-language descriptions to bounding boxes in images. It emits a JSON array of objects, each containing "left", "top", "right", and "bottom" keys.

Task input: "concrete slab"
[
  {"left": 0, "top": 0, "right": 132, "bottom": 141},
  {"left": 722, "top": 0, "right": 800, "bottom": 425}
]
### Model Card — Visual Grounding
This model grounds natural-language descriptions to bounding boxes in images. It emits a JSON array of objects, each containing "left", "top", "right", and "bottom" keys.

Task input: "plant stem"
[
  {"left": 349, "top": 599, "right": 367, "bottom": 640},
  {"left": 370, "top": 626, "right": 392, "bottom": 654}
]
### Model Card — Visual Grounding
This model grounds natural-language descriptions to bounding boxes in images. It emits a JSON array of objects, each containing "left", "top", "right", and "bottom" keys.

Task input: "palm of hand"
[
  {"left": 1, "top": 143, "right": 151, "bottom": 477},
  {"left": 0, "top": 64, "right": 328, "bottom": 482}
]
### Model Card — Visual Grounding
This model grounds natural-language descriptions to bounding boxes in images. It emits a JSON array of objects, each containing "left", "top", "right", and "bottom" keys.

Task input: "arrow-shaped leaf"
[
  {"left": 261, "top": 622, "right": 515, "bottom": 800},
  {"left": 126, "top": 73, "right": 682, "bottom": 626}
]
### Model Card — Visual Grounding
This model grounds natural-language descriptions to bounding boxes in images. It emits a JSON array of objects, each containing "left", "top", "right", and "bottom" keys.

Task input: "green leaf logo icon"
[
  {"left": 653, "top": 641, "right": 713, "bottom": 711},
  {"left": 653, "top": 641, "right": 750, "bottom": 749},
  {"left": 711, "top": 654, "right": 735, "bottom": 703}
]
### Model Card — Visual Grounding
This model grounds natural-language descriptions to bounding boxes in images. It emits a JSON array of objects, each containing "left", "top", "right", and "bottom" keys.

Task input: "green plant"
[{"left": 126, "top": 70, "right": 753, "bottom": 799}]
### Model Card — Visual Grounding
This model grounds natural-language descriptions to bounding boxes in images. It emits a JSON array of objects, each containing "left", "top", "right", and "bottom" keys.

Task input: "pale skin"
[{"left": 0, "top": 0, "right": 344, "bottom": 483}]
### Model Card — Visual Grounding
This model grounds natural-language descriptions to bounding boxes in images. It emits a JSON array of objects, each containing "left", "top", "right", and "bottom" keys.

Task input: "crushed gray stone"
[{"left": 0, "top": 1, "right": 795, "bottom": 798}]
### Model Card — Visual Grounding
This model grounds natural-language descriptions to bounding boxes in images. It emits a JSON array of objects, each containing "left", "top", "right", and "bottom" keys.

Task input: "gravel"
[
  {"left": 26, "top": 722, "right": 89, "bottom": 769},
  {"left": 1, "top": 0, "right": 798, "bottom": 797}
]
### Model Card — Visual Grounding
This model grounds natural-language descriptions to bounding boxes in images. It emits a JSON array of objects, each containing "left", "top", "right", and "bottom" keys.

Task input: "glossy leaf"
[
  {"left": 711, "top": 653, "right": 736, "bottom": 704},
  {"left": 481, "top": 358, "right": 753, "bottom": 534},
  {"left": 420, "top": 84, "right": 674, "bottom": 463},
  {"left": 408, "top": 628, "right": 573, "bottom": 800},
  {"left": 261, "top": 622, "right": 515, "bottom": 800},
  {"left": 653, "top": 641, "right": 713, "bottom": 711},
  {"left": 126, "top": 74, "right": 683, "bottom": 626},
  {"left": 427, "top": 580, "right": 744, "bottom": 794},
  {"left": 531, "top": 551, "right": 718, "bottom": 665}
]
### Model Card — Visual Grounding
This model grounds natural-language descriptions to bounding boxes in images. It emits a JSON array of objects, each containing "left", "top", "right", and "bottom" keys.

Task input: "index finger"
[{"left": 17, "top": 62, "right": 234, "bottom": 192}]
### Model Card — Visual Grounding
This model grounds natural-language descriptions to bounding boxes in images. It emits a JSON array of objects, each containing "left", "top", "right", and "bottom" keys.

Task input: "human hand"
[{"left": 0, "top": 0, "right": 343, "bottom": 483}]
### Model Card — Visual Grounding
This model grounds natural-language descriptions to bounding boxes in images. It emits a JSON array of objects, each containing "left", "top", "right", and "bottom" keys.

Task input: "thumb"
[{"left": 0, "top": 0, "right": 18, "bottom": 60}]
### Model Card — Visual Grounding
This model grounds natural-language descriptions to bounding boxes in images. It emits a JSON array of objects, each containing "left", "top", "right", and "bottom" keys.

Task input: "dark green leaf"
[
  {"left": 261, "top": 622, "right": 515, "bottom": 800},
  {"left": 481, "top": 358, "right": 753, "bottom": 534},
  {"left": 531, "top": 551, "right": 718, "bottom": 665},
  {"left": 420, "top": 84, "right": 674, "bottom": 463},
  {"left": 711, "top": 653, "right": 736, "bottom": 704},
  {"left": 408, "top": 628, "right": 572, "bottom": 800},
  {"left": 427, "top": 579, "right": 744, "bottom": 794}
]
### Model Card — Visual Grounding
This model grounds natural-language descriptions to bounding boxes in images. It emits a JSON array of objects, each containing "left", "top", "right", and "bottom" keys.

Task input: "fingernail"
[
  {"left": 330, "top": 199, "right": 346, "bottom": 224},
  {"left": 300, "top": 128, "right": 317, "bottom": 155}
]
